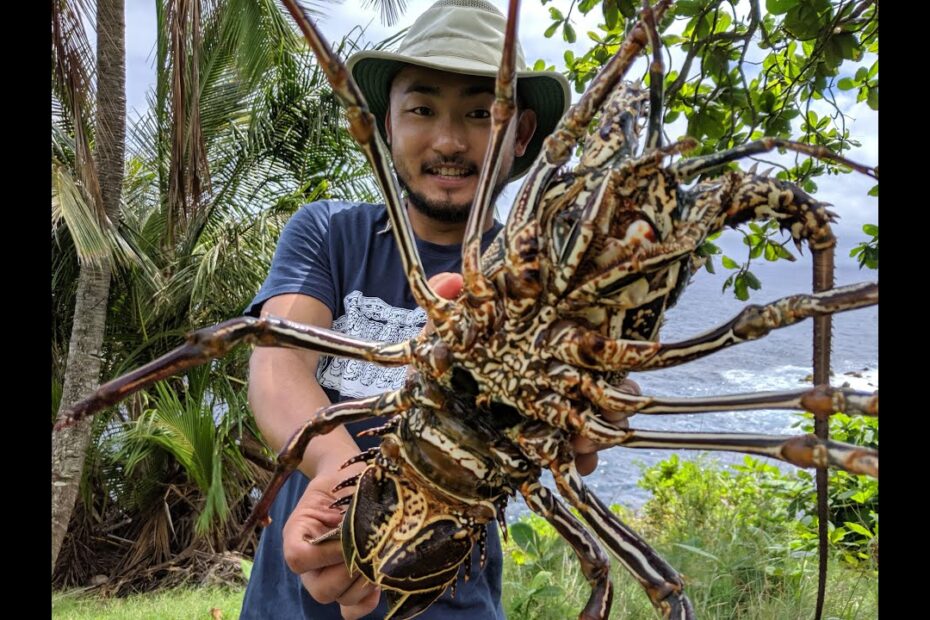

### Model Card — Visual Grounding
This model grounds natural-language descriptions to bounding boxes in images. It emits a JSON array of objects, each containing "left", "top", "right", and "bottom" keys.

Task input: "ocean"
[{"left": 560, "top": 254, "right": 879, "bottom": 513}]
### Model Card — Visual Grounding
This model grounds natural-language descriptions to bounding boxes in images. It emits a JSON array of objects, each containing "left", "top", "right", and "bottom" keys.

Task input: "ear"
[
  {"left": 513, "top": 109, "right": 537, "bottom": 158},
  {"left": 384, "top": 111, "right": 393, "bottom": 146}
]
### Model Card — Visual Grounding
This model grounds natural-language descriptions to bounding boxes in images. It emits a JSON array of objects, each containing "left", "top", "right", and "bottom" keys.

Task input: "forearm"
[{"left": 249, "top": 346, "right": 361, "bottom": 479}]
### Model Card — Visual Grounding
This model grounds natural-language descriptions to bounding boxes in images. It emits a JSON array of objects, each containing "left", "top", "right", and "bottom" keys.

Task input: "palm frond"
[
  {"left": 52, "top": 162, "right": 142, "bottom": 270},
  {"left": 363, "top": 0, "right": 408, "bottom": 26},
  {"left": 52, "top": 0, "right": 103, "bottom": 221}
]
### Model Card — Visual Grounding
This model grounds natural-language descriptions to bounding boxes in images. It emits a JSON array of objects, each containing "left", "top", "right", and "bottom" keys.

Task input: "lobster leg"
[
  {"left": 573, "top": 425, "right": 877, "bottom": 478},
  {"left": 546, "top": 282, "right": 877, "bottom": 371},
  {"left": 642, "top": 2, "right": 664, "bottom": 151},
  {"left": 55, "top": 315, "right": 414, "bottom": 429},
  {"left": 279, "top": 0, "right": 448, "bottom": 319},
  {"left": 585, "top": 380, "right": 877, "bottom": 418},
  {"left": 812, "top": 245, "right": 835, "bottom": 620},
  {"left": 502, "top": 1, "right": 672, "bottom": 288},
  {"left": 572, "top": 84, "right": 647, "bottom": 175},
  {"left": 239, "top": 387, "right": 418, "bottom": 538},
  {"left": 462, "top": 0, "right": 520, "bottom": 325},
  {"left": 521, "top": 481, "right": 614, "bottom": 620},
  {"left": 550, "top": 461, "right": 695, "bottom": 620},
  {"left": 543, "top": 363, "right": 877, "bottom": 418},
  {"left": 669, "top": 137, "right": 878, "bottom": 183}
]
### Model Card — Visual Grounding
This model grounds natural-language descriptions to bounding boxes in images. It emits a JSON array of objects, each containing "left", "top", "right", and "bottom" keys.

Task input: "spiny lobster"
[{"left": 55, "top": 0, "right": 878, "bottom": 618}]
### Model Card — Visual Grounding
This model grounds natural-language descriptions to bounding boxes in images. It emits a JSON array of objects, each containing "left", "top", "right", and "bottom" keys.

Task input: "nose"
[{"left": 431, "top": 114, "right": 468, "bottom": 157}]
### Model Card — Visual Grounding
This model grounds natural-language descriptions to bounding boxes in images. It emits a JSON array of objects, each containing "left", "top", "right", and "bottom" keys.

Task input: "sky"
[{"left": 120, "top": 0, "right": 878, "bottom": 261}]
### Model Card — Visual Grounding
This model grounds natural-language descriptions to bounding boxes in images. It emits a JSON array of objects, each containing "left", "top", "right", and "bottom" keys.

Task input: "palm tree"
[
  {"left": 53, "top": 0, "right": 379, "bottom": 590},
  {"left": 52, "top": 0, "right": 126, "bottom": 574}
]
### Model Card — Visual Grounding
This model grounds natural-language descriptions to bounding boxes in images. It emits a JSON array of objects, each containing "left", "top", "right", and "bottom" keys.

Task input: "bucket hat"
[{"left": 346, "top": 0, "right": 571, "bottom": 180}]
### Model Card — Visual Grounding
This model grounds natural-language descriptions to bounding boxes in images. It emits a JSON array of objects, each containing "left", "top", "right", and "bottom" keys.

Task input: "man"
[{"left": 240, "top": 1, "right": 631, "bottom": 618}]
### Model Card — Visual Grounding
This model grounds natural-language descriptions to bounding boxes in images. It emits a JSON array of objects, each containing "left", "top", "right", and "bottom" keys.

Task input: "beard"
[{"left": 395, "top": 158, "right": 513, "bottom": 224}]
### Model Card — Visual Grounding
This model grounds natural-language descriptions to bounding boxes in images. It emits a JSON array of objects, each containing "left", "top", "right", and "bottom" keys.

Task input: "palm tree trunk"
[{"left": 52, "top": 0, "right": 125, "bottom": 574}]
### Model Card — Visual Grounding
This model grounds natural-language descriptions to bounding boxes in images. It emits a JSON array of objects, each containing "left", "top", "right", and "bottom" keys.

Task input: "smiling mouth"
[{"left": 424, "top": 163, "right": 476, "bottom": 178}]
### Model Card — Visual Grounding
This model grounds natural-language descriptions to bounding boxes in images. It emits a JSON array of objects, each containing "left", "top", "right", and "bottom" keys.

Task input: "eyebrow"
[{"left": 403, "top": 83, "right": 495, "bottom": 98}]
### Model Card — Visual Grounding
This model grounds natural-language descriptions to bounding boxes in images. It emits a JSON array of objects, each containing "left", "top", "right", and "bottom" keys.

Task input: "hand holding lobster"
[{"left": 284, "top": 467, "right": 381, "bottom": 620}]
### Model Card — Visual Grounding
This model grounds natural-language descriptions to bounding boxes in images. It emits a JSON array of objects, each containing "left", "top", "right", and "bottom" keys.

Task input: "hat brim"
[{"left": 347, "top": 50, "right": 571, "bottom": 181}]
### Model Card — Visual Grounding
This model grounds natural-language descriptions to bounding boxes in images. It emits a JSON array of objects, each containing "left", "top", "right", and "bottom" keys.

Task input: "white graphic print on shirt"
[{"left": 316, "top": 290, "right": 426, "bottom": 398}]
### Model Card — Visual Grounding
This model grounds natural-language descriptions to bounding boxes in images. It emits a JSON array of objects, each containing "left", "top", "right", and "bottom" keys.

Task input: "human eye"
[
  {"left": 409, "top": 106, "right": 433, "bottom": 116},
  {"left": 467, "top": 109, "right": 491, "bottom": 120}
]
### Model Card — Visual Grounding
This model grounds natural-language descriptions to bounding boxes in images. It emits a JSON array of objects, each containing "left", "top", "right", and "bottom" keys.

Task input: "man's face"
[{"left": 385, "top": 65, "right": 536, "bottom": 224}]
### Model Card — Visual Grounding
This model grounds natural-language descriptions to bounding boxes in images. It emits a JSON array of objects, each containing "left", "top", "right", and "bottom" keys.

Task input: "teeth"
[{"left": 433, "top": 167, "right": 468, "bottom": 177}]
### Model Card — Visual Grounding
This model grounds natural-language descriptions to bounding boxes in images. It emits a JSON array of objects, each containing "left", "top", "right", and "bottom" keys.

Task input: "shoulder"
[{"left": 291, "top": 200, "right": 386, "bottom": 233}]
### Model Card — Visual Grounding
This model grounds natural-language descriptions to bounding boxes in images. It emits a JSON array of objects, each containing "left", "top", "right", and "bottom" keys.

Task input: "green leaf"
[
  {"left": 548, "top": 6, "right": 564, "bottom": 20},
  {"left": 604, "top": 0, "right": 620, "bottom": 30},
  {"left": 764, "top": 243, "right": 777, "bottom": 261},
  {"left": 544, "top": 21, "right": 561, "bottom": 39},
  {"left": 578, "top": 0, "right": 600, "bottom": 13},
  {"left": 749, "top": 243, "right": 764, "bottom": 259},
  {"left": 862, "top": 224, "right": 878, "bottom": 236},
  {"left": 774, "top": 244, "right": 796, "bottom": 261},
  {"left": 868, "top": 184, "right": 878, "bottom": 197},
  {"left": 766, "top": 0, "right": 799, "bottom": 15},
  {"left": 744, "top": 271, "right": 762, "bottom": 290},
  {"left": 529, "top": 570, "right": 552, "bottom": 590},
  {"left": 867, "top": 86, "right": 878, "bottom": 110},
  {"left": 721, "top": 256, "right": 739, "bottom": 269},
  {"left": 784, "top": 3, "right": 829, "bottom": 41},
  {"left": 837, "top": 77, "right": 855, "bottom": 91},
  {"left": 563, "top": 23, "right": 577, "bottom": 44},
  {"left": 722, "top": 274, "right": 734, "bottom": 293},
  {"left": 535, "top": 585, "right": 565, "bottom": 598},
  {"left": 676, "top": 0, "right": 705, "bottom": 17},
  {"left": 844, "top": 522, "right": 873, "bottom": 538},
  {"left": 833, "top": 33, "right": 861, "bottom": 61},
  {"left": 618, "top": 0, "right": 637, "bottom": 19},
  {"left": 533, "top": 58, "right": 546, "bottom": 71},
  {"left": 704, "top": 46, "right": 729, "bottom": 78},
  {"left": 510, "top": 522, "right": 536, "bottom": 552},
  {"left": 734, "top": 277, "right": 749, "bottom": 301}
]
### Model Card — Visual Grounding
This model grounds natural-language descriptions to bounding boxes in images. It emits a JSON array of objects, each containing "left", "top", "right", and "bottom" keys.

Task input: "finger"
[
  {"left": 300, "top": 562, "right": 355, "bottom": 605},
  {"left": 288, "top": 536, "right": 347, "bottom": 574},
  {"left": 336, "top": 572, "right": 380, "bottom": 607},
  {"left": 575, "top": 452, "right": 598, "bottom": 476},
  {"left": 599, "top": 410, "right": 632, "bottom": 426},
  {"left": 283, "top": 513, "right": 347, "bottom": 573},
  {"left": 617, "top": 378, "right": 641, "bottom": 395},
  {"left": 341, "top": 586, "right": 382, "bottom": 620},
  {"left": 572, "top": 435, "right": 598, "bottom": 456}
]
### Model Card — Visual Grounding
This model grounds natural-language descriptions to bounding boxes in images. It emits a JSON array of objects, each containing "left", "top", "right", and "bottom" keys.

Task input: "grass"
[
  {"left": 52, "top": 587, "right": 244, "bottom": 620},
  {"left": 500, "top": 514, "right": 877, "bottom": 619}
]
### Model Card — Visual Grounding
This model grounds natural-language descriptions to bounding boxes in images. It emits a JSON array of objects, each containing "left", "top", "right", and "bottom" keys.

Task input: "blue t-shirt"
[{"left": 240, "top": 200, "right": 506, "bottom": 619}]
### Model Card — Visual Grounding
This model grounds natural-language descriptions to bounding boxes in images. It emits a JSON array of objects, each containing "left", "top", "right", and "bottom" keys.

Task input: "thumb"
[{"left": 429, "top": 272, "right": 464, "bottom": 300}]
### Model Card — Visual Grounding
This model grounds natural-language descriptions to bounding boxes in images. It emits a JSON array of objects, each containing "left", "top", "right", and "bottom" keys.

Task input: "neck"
[{"left": 405, "top": 200, "right": 495, "bottom": 246}]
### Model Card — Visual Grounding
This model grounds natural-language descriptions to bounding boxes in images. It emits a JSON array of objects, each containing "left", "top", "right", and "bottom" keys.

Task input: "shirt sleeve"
[{"left": 244, "top": 202, "right": 336, "bottom": 317}]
